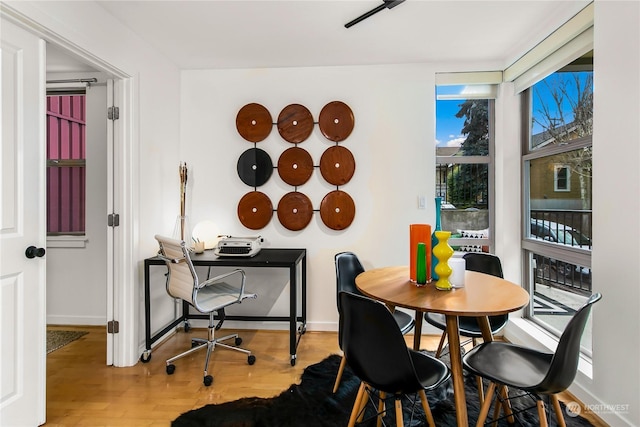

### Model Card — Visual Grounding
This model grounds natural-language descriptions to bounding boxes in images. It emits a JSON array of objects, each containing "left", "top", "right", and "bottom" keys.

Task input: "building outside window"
[{"left": 47, "top": 93, "right": 87, "bottom": 236}]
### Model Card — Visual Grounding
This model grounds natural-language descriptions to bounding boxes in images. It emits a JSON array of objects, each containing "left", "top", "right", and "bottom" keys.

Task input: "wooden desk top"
[{"left": 355, "top": 266, "right": 529, "bottom": 317}]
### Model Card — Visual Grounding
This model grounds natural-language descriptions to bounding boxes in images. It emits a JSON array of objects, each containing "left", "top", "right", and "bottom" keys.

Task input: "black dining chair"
[
  {"left": 332, "top": 252, "right": 415, "bottom": 393},
  {"left": 424, "top": 252, "right": 508, "bottom": 404},
  {"left": 340, "top": 291, "right": 450, "bottom": 427},
  {"left": 425, "top": 252, "right": 509, "bottom": 358},
  {"left": 463, "top": 292, "right": 602, "bottom": 427}
]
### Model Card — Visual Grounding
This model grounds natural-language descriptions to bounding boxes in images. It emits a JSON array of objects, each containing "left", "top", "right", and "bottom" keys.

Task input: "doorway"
[{"left": 44, "top": 44, "right": 114, "bottom": 364}]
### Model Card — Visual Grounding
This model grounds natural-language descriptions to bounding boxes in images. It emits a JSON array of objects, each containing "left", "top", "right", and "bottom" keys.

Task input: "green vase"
[
  {"left": 431, "top": 197, "right": 442, "bottom": 280},
  {"left": 416, "top": 242, "right": 427, "bottom": 285},
  {"left": 433, "top": 230, "right": 453, "bottom": 291}
]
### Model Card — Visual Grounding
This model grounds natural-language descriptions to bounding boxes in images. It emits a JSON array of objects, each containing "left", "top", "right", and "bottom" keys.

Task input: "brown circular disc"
[
  {"left": 236, "top": 103, "right": 273, "bottom": 142},
  {"left": 320, "top": 190, "right": 355, "bottom": 231},
  {"left": 277, "top": 147, "right": 314, "bottom": 186},
  {"left": 237, "top": 191, "right": 273, "bottom": 230},
  {"left": 277, "top": 104, "right": 314, "bottom": 143},
  {"left": 318, "top": 101, "right": 354, "bottom": 142},
  {"left": 319, "top": 146, "right": 355, "bottom": 185},
  {"left": 277, "top": 192, "right": 313, "bottom": 231}
]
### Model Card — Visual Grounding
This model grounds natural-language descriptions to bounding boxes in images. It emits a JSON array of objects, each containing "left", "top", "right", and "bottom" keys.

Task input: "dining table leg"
[
  {"left": 445, "top": 314, "right": 468, "bottom": 427},
  {"left": 413, "top": 311, "right": 423, "bottom": 351}
]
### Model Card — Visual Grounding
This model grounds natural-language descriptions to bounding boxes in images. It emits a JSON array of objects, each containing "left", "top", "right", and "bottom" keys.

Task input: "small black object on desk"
[{"left": 142, "top": 248, "right": 307, "bottom": 366}]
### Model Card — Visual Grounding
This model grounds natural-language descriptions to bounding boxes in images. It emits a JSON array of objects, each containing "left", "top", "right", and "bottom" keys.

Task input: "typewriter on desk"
[{"left": 213, "top": 235, "right": 263, "bottom": 257}]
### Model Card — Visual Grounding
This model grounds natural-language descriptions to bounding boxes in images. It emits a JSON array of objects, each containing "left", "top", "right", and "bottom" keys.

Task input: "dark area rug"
[
  {"left": 46, "top": 330, "right": 88, "bottom": 354},
  {"left": 172, "top": 354, "right": 594, "bottom": 426}
]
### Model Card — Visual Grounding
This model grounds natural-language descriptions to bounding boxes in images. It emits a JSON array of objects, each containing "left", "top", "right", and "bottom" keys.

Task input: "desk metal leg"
[
  {"left": 445, "top": 314, "right": 468, "bottom": 427},
  {"left": 289, "top": 256, "right": 308, "bottom": 366},
  {"left": 142, "top": 260, "right": 152, "bottom": 362},
  {"left": 289, "top": 263, "right": 297, "bottom": 366}
]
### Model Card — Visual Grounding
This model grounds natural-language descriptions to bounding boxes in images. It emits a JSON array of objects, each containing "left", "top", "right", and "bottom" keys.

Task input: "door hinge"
[
  {"left": 108, "top": 106, "right": 119, "bottom": 120},
  {"left": 107, "top": 320, "right": 119, "bottom": 334},
  {"left": 108, "top": 213, "right": 120, "bottom": 227}
]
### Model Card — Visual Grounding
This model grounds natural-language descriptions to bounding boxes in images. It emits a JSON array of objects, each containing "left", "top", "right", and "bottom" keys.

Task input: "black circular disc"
[{"left": 237, "top": 148, "right": 273, "bottom": 187}]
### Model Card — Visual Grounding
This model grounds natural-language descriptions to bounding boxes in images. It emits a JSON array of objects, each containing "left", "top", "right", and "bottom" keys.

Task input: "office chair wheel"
[
  {"left": 166, "top": 364, "right": 176, "bottom": 375},
  {"left": 235, "top": 337, "right": 242, "bottom": 346},
  {"left": 203, "top": 375, "right": 213, "bottom": 386},
  {"left": 248, "top": 355, "right": 256, "bottom": 365}
]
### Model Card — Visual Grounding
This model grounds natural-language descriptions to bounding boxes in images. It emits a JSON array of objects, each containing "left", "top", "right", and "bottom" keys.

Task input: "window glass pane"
[
  {"left": 527, "top": 250, "right": 593, "bottom": 353},
  {"left": 527, "top": 147, "right": 592, "bottom": 251},
  {"left": 530, "top": 58, "right": 593, "bottom": 151},
  {"left": 436, "top": 98, "right": 489, "bottom": 157}
]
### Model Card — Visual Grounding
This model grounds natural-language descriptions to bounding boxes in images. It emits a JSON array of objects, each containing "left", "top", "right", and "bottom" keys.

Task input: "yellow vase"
[{"left": 433, "top": 230, "right": 453, "bottom": 291}]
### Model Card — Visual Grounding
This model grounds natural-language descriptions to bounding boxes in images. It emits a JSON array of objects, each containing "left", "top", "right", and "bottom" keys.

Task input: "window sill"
[
  {"left": 505, "top": 317, "right": 593, "bottom": 379},
  {"left": 46, "top": 236, "right": 88, "bottom": 248}
]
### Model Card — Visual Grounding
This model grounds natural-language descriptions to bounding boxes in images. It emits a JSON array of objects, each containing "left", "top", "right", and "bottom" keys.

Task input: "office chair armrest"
[
  {"left": 199, "top": 268, "right": 249, "bottom": 296},
  {"left": 157, "top": 254, "right": 186, "bottom": 264}
]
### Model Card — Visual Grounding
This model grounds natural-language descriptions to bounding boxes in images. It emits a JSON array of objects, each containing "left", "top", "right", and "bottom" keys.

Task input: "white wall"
[
  {"left": 590, "top": 1, "right": 639, "bottom": 425},
  {"left": 180, "top": 64, "right": 440, "bottom": 331}
]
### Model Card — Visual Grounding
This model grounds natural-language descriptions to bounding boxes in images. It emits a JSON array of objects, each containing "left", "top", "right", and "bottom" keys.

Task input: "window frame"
[
  {"left": 46, "top": 91, "right": 87, "bottom": 238},
  {"left": 521, "top": 77, "right": 593, "bottom": 348},
  {"left": 435, "top": 84, "right": 496, "bottom": 252}
]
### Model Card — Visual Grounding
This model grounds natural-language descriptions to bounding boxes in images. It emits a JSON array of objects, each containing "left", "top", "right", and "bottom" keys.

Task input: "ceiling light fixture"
[{"left": 344, "top": 0, "right": 406, "bottom": 28}]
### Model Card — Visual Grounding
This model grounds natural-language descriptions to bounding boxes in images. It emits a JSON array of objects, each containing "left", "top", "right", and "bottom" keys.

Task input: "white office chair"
[{"left": 155, "top": 235, "right": 257, "bottom": 386}]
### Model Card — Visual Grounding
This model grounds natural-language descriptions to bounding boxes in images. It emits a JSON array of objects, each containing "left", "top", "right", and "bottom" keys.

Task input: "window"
[
  {"left": 522, "top": 51, "right": 593, "bottom": 352},
  {"left": 435, "top": 79, "right": 497, "bottom": 253},
  {"left": 46, "top": 93, "right": 87, "bottom": 236},
  {"left": 554, "top": 165, "right": 570, "bottom": 191}
]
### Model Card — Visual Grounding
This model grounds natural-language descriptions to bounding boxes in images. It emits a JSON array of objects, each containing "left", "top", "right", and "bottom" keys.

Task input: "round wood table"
[{"left": 355, "top": 266, "right": 529, "bottom": 427}]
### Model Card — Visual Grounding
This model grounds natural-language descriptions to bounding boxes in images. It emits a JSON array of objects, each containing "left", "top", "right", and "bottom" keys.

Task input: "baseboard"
[{"left": 47, "top": 314, "right": 105, "bottom": 326}]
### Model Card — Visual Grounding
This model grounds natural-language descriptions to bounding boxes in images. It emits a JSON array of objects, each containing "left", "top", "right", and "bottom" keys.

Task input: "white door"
[{"left": 0, "top": 17, "right": 47, "bottom": 427}]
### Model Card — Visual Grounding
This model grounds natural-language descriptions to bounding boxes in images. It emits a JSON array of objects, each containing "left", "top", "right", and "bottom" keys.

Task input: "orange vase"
[{"left": 409, "top": 224, "right": 431, "bottom": 283}]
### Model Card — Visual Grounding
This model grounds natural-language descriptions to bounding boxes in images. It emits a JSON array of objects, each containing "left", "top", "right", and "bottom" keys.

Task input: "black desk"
[{"left": 142, "top": 248, "right": 307, "bottom": 366}]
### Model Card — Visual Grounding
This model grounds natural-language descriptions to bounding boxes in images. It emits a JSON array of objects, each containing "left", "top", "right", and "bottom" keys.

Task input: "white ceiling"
[{"left": 50, "top": 0, "right": 591, "bottom": 72}]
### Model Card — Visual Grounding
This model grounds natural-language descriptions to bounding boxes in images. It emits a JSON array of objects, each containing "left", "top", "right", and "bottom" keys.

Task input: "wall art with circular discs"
[{"left": 235, "top": 101, "right": 356, "bottom": 231}]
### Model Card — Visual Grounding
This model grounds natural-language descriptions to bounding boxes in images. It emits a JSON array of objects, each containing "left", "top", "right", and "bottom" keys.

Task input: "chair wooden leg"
[
  {"left": 550, "top": 394, "right": 567, "bottom": 427},
  {"left": 475, "top": 382, "right": 496, "bottom": 427},
  {"left": 537, "top": 399, "right": 549, "bottom": 427},
  {"left": 332, "top": 355, "right": 347, "bottom": 393},
  {"left": 394, "top": 397, "right": 403, "bottom": 427},
  {"left": 419, "top": 389, "right": 436, "bottom": 427},
  {"left": 476, "top": 375, "right": 485, "bottom": 406},
  {"left": 491, "top": 394, "right": 502, "bottom": 427},
  {"left": 357, "top": 385, "right": 373, "bottom": 423},
  {"left": 348, "top": 382, "right": 366, "bottom": 427},
  {"left": 377, "top": 391, "right": 386, "bottom": 427},
  {"left": 435, "top": 331, "right": 447, "bottom": 358},
  {"left": 499, "top": 385, "right": 515, "bottom": 423}
]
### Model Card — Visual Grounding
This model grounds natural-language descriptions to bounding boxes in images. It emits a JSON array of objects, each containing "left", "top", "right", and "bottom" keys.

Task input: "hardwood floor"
[{"left": 44, "top": 325, "right": 607, "bottom": 426}]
